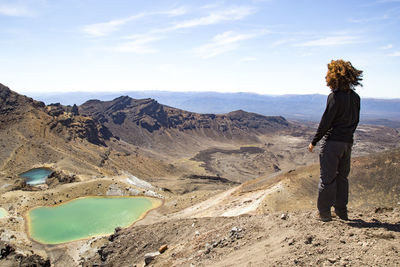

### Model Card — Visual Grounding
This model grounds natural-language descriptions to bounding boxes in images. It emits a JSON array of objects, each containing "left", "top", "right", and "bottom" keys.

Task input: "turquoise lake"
[
  {"left": 19, "top": 168, "right": 53, "bottom": 185},
  {"left": 28, "top": 197, "right": 161, "bottom": 244}
]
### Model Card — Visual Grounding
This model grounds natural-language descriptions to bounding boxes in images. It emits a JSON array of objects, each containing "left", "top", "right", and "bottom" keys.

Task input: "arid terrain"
[{"left": 0, "top": 83, "right": 399, "bottom": 266}]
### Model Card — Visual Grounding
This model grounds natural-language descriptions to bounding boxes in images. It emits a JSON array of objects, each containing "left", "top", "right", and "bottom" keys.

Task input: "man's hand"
[{"left": 308, "top": 143, "right": 314, "bottom": 152}]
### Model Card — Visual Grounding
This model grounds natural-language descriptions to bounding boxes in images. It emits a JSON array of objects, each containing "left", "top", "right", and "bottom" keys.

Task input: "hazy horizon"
[{"left": 21, "top": 88, "right": 400, "bottom": 101}]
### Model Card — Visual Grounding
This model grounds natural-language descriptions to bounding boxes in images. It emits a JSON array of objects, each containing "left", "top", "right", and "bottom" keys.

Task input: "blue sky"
[{"left": 1, "top": 0, "right": 400, "bottom": 98}]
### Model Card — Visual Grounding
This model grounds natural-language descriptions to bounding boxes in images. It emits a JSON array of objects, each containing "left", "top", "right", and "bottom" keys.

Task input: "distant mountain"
[
  {"left": 28, "top": 91, "right": 400, "bottom": 123},
  {"left": 79, "top": 96, "right": 290, "bottom": 147}
]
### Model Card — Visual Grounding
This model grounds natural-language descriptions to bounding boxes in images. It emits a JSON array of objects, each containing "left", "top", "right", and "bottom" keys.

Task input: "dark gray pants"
[{"left": 318, "top": 140, "right": 352, "bottom": 214}]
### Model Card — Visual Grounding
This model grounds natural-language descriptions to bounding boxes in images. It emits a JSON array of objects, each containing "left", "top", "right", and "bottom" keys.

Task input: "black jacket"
[{"left": 312, "top": 90, "right": 360, "bottom": 146}]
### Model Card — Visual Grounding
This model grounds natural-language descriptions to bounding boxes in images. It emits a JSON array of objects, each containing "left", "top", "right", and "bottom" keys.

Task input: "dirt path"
[{"left": 169, "top": 182, "right": 283, "bottom": 219}]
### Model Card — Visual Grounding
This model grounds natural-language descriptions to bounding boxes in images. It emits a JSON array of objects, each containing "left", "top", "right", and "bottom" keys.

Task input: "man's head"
[{"left": 325, "top": 59, "right": 363, "bottom": 91}]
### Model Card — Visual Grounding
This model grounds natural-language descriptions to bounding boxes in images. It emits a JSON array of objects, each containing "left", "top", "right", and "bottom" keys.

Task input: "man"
[{"left": 308, "top": 59, "right": 362, "bottom": 222}]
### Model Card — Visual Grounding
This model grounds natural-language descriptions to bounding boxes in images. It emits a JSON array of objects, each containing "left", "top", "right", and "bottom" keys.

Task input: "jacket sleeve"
[{"left": 311, "top": 93, "right": 338, "bottom": 146}]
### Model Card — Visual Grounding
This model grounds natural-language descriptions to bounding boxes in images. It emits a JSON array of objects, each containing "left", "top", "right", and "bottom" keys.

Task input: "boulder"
[{"left": 144, "top": 251, "right": 160, "bottom": 265}]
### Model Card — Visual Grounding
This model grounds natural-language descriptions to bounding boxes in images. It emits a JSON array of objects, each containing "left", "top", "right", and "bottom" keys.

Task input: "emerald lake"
[
  {"left": 28, "top": 197, "right": 161, "bottom": 244},
  {"left": 20, "top": 168, "right": 53, "bottom": 185}
]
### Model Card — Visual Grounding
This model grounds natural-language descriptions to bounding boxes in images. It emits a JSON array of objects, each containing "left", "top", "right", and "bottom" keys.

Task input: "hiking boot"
[
  {"left": 317, "top": 212, "right": 332, "bottom": 222},
  {"left": 334, "top": 209, "right": 348, "bottom": 221}
]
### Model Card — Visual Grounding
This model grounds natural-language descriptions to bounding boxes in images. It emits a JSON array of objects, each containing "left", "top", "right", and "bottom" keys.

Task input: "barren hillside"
[{"left": 1, "top": 83, "right": 400, "bottom": 267}]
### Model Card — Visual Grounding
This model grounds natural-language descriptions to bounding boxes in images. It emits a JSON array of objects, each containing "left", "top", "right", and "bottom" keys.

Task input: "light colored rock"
[
  {"left": 231, "top": 227, "right": 242, "bottom": 233},
  {"left": 144, "top": 190, "right": 164, "bottom": 199},
  {"left": 128, "top": 188, "right": 141, "bottom": 195},
  {"left": 125, "top": 174, "right": 154, "bottom": 190}
]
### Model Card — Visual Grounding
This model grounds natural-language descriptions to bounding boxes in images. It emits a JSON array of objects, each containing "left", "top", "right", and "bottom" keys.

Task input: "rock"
[
  {"left": 46, "top": 171, "right": 79, "bottom": 187},
  {"left": 204, "top": 243, "right": 212, "bottom": 254},
  {"left": 327, "top": 257, "right": 338, "bottom": 263},
  {"left": 144, "top": 252, "right": 160, "bottom": 265},
  {"left": 159, "top": 244, "right": 168, "bottom": 254},
  {"left": 281, "top": 213, "right": 288, "bottom": 220},
  {"left": 231, "top": 226, "right": 242, "bottom": 234},
  {"left": 71, "top": 104, "right": 79, "bottom": 116},
  {"left": 108, "top": 227, "right": 121, "bottom": 242},
  {"left": 97, "top": 246, "right": 111, "bottom": 262},
  {"left": 212, "top": 241, "right": 220, "bottom": 248},
  {"left": 16, "top": 254, "right": 51, "bottom": 267},
  {"left": 374, "top": 207, "right": 393, "bottom": 213},
  {"left": 0, "top": 242, "right": 15, "bottom": 259},
  {"left": 304, "top": 236, "right": 313, "bottom": 244},
  {"left": 273, "top": 164, "right": 281, "bottom": 172},
  {"left": 230, "top": 227, "right": 244, "bottom": 239}
]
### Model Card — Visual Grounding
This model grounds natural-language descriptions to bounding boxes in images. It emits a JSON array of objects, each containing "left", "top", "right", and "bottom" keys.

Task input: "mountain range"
[{"left": 28, "top": 91, "right": 400, "bottom": 125}]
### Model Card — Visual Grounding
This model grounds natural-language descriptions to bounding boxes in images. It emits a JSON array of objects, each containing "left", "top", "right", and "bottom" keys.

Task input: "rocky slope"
[
  {"left": 1, "top": 83, "right": 400, "bottom": 267},
  {"left": 0, "top": 84, "right": 176, "bottom": 182},
  {"left": 2, "top": 84, "right": 399, "bottom": 186},
  {"left": 79, "top": 96, "right": 291, "bottom": 148},
  {"left": 0, "top": 83, "right": 110, "bottom": 146},
  {"left": 82, "top": 208, "right": 400, "bottom": 267},
  {"left": 78, "top": 148, "right": 400, "bottom": 266}
]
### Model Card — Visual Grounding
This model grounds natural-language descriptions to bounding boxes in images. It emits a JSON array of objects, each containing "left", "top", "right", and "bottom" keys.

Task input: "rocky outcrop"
[
  {"left": 0, "top": 83, "right": 112, "bottom": 146},
  {"left": 81, "top": 97, "right": 169, "bottom": 133},
  {"left": 0, "top": 83, "right": 45, "bottom": 113},
  {"left": 46, "top": 171, "right": 79, "bottom": 187},
  {"left": 71, "top": 104, "right": 79, "bottom": 116},
  {"left": 0, "top": 241, "right": 50, "bottom": 266},
  {"left": 47, "top": 107, "right": 113, "bottom": 146},
  {"left": 79, "top": 96, "right": 291, "bottom": 146},
  {"left": 0, "top": 83, "right": 45, "bottom": 126},
  {"left": 0, "top": 242, "right": 15, "bottom": 259},
  {"left": 11, "top": 179, "right": 37, "bottom": 191}
]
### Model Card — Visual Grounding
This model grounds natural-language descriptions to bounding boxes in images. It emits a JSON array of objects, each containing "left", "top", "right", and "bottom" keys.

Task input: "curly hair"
[{"left": 325, "top": 59, "right": 363, "bottom": 91}]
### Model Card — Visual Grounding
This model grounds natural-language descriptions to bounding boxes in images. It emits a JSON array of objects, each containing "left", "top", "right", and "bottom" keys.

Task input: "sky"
[{"left": 1, "top": 0, "right": 400, "bottom": 98}]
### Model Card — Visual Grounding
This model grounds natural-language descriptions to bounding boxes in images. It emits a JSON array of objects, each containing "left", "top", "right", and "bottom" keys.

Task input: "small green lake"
[
  {"left": 0, "top": 208, "right": 8, "bottom": 218},
  {"left": 19, "top": 168, "right": 53, "bottom": 185},
  {"left": 28, "top": 197, "right": 161, "bottom": 244}
]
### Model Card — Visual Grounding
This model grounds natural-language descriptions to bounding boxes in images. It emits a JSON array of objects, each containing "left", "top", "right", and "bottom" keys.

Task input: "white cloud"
[
  {"left": 0, "top": 3, "right": 34, "bottom": 17},
  {"left": 295, "top": 35, "right": 361, "bottom": 47},
  {"left": 113, "top": 35, "right": 161, "bottom": 54},
  {"left": 164, "top": 7, "right": 187, "bottom": 17},
  {"left": 82, "top": 8, "right": 187, "bottom": 37},
  {"left": 388, "top": 51, "right": 400, "bottom": 56},
  {"left": 82, "top": 14, "right": 146, "bottom": 37},
  {"left": 83, "top": 6, "right": 257, "bottom": 54},
  {"left": 194, "top": 31, "right": 258, "bottom": 58},
  {"left": 173, "top": 6, "right": 254, "bottom": 29},
  {"left": 380, "top": 44, "right": 393, "bottom": 49}
]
